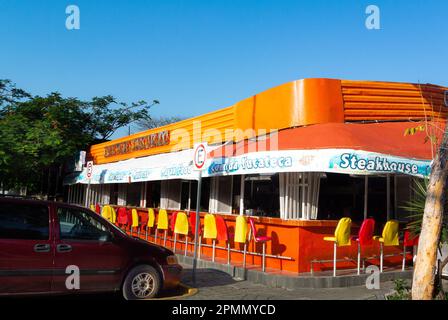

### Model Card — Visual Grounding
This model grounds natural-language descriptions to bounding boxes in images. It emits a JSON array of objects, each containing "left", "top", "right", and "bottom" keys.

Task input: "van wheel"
[{"left": 123, "top": 265, "right": 161, "bottom": 300}]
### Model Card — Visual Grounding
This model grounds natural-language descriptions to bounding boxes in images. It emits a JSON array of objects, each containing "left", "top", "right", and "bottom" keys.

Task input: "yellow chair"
[
  {"left": 101, "top": 205, "right": 113, "bottom": 222},
  {"left": 199, "top": 214, "right": 218, "bottom": 261},
  {"left": 146, "top": 208, "right": 155, "bottom": 241},
  {"left": 90, "top": 204, "right": 96, "bottom": 212},
  {"left": 173, "top": 212, "right": 189, "bottom": 255},
  {"left": 110, "top": 207, "right": 117, "bottom": 224},
  {"left": 234, "top": 215, "right": 249, "bottom": 269},
  {"left": 156, "top": 209, "right": 169, "bottom": 246},
  {"left": 131, "top": 209, "right": 139, "bottom": 236},
  {"left": 374, "top": 220, "right": 399, "bottom": 272},
  {"left": 323, "top": 217, "right": 352, "bottom": 277}
]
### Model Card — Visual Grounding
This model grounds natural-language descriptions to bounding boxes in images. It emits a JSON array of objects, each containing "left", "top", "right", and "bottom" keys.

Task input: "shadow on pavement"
[{"left": 181, "top": 267, "right": 239, "bottom": 289}]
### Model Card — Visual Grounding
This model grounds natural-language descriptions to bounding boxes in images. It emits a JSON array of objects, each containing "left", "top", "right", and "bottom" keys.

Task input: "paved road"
[{"left": 178, "top": 264, "right": 398, "bottom": 300}]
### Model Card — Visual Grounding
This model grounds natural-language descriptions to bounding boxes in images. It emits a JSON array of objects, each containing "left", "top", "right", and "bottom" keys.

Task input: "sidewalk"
[{"left": 179, "top": 264, "right": 398, "bottom": 300}]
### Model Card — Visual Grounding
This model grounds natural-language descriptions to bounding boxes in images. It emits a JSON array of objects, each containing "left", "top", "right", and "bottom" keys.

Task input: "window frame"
[
  {"left": 55, "top": 205, "right": 114, "bottom": 243},
  {"left": 0, "top": 201, "right": 51, "bottom": 241}
]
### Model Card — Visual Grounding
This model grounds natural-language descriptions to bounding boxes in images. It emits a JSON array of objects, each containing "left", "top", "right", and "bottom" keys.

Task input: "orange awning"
[{"left": 211, "top": 121, "right": 446, "bottom": 161}]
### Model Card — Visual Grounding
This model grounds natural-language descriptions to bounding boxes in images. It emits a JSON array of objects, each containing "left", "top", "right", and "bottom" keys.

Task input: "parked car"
[{"left": 0, "top": 196, "right": 182, "bottom": 299}]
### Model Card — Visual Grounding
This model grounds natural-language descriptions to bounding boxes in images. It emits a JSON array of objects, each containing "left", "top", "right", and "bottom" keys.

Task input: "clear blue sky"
[{"left": 1, "top": 0, "right": 447, "bottom": 138}]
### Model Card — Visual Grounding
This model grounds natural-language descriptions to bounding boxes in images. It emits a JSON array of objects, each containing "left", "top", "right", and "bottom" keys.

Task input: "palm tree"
[{"left": 403, "top": 178, "right": 448, "bottom": 298}]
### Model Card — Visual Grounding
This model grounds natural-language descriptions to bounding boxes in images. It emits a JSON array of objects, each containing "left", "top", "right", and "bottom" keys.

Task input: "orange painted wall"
[{"left": 113, "top": 206, "right": 408, "bottom": 274}]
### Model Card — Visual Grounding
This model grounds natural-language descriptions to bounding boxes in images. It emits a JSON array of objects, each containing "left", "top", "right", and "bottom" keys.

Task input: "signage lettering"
[{"left": 104, "top": 130, "right": 170, "bottom": 157}]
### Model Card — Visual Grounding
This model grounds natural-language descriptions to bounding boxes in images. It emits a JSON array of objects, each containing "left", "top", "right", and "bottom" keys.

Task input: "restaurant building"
[{"left": 64, "top": 78, "right": 448, "bottom": 274}]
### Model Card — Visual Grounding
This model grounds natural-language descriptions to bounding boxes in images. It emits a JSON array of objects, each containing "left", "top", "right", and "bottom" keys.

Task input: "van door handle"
[
  {"left": 57, "top": 244, "right": 72, "bottom": 253},
  {"left": 34, "top": 244, "right": 50, "bottom": 253}
]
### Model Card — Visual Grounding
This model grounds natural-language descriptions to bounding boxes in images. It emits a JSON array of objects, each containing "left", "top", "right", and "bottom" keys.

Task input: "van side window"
[
  {"left": 57, "top": 207, "right": 111, "bottom": 241},
  {"left": 0, "top": 203, "right": 49, "bottom": 240}
]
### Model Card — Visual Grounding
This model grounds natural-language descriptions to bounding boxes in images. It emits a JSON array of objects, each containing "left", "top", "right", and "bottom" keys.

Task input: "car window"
[
  {"left": 57, "top": 207, "right": 112, "bottom": 241},
  {"left": 0, "top": 202, "right": 50, "bottom": 240}
]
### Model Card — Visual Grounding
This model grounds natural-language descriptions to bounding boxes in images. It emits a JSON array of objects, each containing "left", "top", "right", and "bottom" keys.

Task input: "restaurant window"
[
  {"left": 161, "top": 179, "right": 182, "bottom": 210},
  {"left": 181, "top": 181, "right": 192, "bottom": 211},
  {"left": 146, "top": 181, "right": 161, "bottom": 208},
  {"left": 109, "top": 184, "right": 118, "bottom": 205},
  {"left": 395, "top": 176, "right": 416, "bottom": 222},
  {"left": 244, "top": 174, "right": 279, "bottom": 218},
  {"left": 318, "top": 174, "right": 364, "bottom": 221},
  {"left": 367, "top": 176, "right": 388, "bottom": 224},
  {"left": 232, "top": 175, "right": 241, "bottom": 214},
  {"left": 126, "top": 182, "right": 142, "bottom": 207},
  {"left": 280, "top": 172, "right": 321, "bottom": 220},
  {"left": 209, "top": 176, "right": 233, "bottom": 214}
]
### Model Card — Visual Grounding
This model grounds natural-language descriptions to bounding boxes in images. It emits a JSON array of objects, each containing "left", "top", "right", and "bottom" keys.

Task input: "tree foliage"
[{"left": 0, "top": 80, "right": 156, "bottom": 194}]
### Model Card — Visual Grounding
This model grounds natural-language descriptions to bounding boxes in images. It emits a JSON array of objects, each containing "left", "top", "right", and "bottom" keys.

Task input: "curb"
[
  {"left": 176, "top": 254, "right": 413, "bottom": 290},
  {"left": 148, "top": 283, "right": 198, "bottom": 300}
]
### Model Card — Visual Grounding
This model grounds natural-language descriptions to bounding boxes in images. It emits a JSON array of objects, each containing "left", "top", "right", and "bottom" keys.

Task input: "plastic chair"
[
  {"left": 156, "top": 209, "right": 169, "bottom": 246},
  {"left": 174, "top": 212, "right": 189, "bottom": 255},
  {"left": 215, "top": 215, "right": 231, "bottom": 265},
  {"left": 200, "top": 214, "right": 218, "bottom": 261},
  {"left": 374, "top": 220, "right": 399, "bottom": 272},
  {"left": 352, "top": 218, "right": 375, "bottom": 275},
  {"left": 248, "top": 218, "right": 272, "bottom": 272},
  {"left": 170, "top": 211, "right": 179, "bottom": 249},
  {"left": 101, "top": 205, "right": 113, "bottom": 222},
  {"left": 117, "top": 207, "right": 128, "bottom": 229},
  {"left": 402, "top": 231, "right": 419, "bottom": 271},
  {"left": 130, "top": 209, "right": 139, "bottom": 236},
  {"left": 126, "top": 209, "right": 133, "bottom": 233},
  {"left": 323, "top": 217, "right": 352, "bottom": 277},
  {"left": 95, "top": 203, "right": 101, "bottom": 214},
  {"left": 146, "top": 208, "right": 155, "bottom": 241},
  {"left": 90, "top": 204, "right": 96, "bottom": 212},
  {"left": 110, "top": 206, "right": 117, "bottom": 224},
  {"left": 234, "top": 215, "right": 249, "bottom": 269},
  {"left": 189, "top": 213, "right": 202, "bottom": 257},
  {"left": 138, "top": 210, "right": 148, "bottom": 238}
]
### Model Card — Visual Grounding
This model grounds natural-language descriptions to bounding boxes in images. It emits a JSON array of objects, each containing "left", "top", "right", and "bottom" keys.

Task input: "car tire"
[{"left": 122, "top": 265, "right": 161, "bottom": 300}]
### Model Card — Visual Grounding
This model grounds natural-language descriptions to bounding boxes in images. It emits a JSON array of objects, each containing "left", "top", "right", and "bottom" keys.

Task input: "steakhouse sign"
[{"left": 104, "top": 130, "right": 170, "bottom": 157}]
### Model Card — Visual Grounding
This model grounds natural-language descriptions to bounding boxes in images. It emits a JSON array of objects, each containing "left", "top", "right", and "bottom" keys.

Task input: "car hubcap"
[{"left": 131, "top": 272, "right": 155, "bottom": 298}]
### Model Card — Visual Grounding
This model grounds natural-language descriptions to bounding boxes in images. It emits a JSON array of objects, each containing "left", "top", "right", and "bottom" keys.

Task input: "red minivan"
[{"left": 0, "top": 197, "right": 182, "bottom": 299}]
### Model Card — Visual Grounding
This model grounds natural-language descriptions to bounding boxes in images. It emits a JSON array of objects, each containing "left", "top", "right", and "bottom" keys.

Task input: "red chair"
[
  {"left": 402, "top": 231, "right": 419, "bottom": 271},
  {"left": 138, "top": 211, "right": 148, "bottom": 238},
  {"left": 190, "top": 213, "right": 202, "bottom": 257},
  {"left": 215, "top": 215, "right": 231, "bottom": 265},
  {"left": 171, "top": 211, "right": 179, "bottom": 251},
  {"left": 95, "top": 203, "right": 101, "bottom": 214},
  {"left": 248, "top": 218, "right": 272, "bottom": 272},
  {"left": 117, "top": 207, "right": 128, "bottom": 229},
  {"left": 351, "top": 218, "right": 375, "bottom": 275},
  {"left": 126, "top": 208, "right": 133, "bottom": 234}
]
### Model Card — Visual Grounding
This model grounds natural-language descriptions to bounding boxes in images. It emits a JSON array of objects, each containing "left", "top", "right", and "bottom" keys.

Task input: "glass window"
[
  {"left": 0, "top": 202, "right": 49, "bottom": 240},
  {"left": 109, "top": 184, "right": 118, "bottom": 205},
  {"left": 318, "top": 173, "right": 364, "bottom": 221},
  {"left": 231, "top": 175, "right": 241, "bottom": 215},
  {"left": 161, "top": 180, "right": 182, "bottom": 210},
  {"left": 57, "top": 207, "right": 112, "bottom": 241},
  {"left": 146, "top": 181, "right": 161, "bottom": 208},
  {"left": 244, "top": 174, "right": 280, "bottom": 218},
  {"left": 126, "top": 183, "right": 142, "bottom": 207}
]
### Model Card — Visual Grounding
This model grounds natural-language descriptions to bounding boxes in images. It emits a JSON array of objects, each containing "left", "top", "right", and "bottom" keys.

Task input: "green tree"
[{"left": 0, "top": 80, "right": 157, "bottom": 196}]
